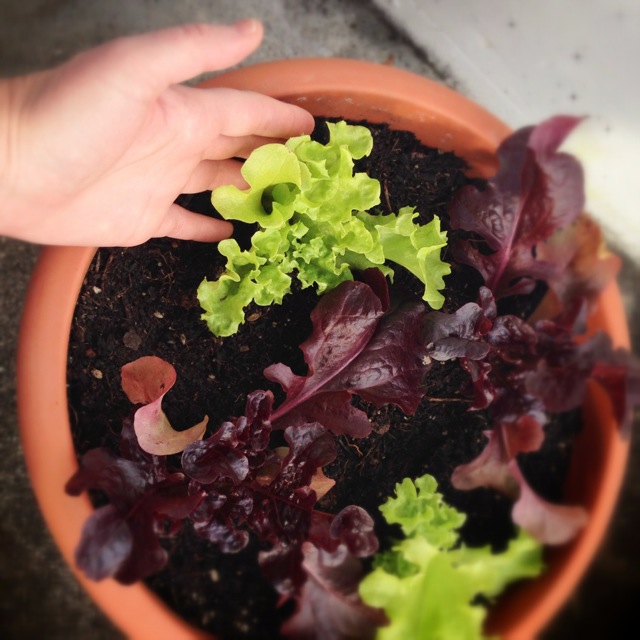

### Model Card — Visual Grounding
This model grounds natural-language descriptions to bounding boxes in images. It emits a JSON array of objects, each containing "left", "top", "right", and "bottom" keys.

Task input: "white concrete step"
[{"left": 373, "top": 0, "right": 640, "bottom": 262}]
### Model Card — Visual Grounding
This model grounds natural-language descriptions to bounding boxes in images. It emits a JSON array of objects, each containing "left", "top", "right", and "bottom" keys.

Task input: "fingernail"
[{"left": 235, "top": 18, "right": 260, "bottom": 35}]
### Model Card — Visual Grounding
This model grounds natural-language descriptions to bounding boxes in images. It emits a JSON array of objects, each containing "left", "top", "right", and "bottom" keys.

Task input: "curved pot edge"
[
  {"left": 15, "top": 59, "right": 632, "bottom": 640},
  {"left": 17, "top": 246, "right": 212, "bottom": 640},
  {"left": 488, "top": 280, "right": 631, "bottom": 638},
  {"left": 200, "top": 58, "right": 511, "bottom": 178}
]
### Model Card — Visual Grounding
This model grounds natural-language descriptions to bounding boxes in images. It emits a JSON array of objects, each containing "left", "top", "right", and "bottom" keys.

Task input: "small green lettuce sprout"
[
  {"left": 198, "top": 121, "right": 450, "bottom": 337},
  {"left": 359, "top": 475, "right": 543, "bottom": 640}
]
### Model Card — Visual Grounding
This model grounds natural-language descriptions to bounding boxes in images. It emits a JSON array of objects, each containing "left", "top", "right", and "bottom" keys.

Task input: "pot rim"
[
  {"left": 199, "top": 57, "right": 510, "bottom": 179},
  {"left": 16, "top": 57, "right": 631, "bottom": 640}
]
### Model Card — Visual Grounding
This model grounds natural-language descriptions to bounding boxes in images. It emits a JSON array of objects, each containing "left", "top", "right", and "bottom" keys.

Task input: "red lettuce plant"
[
  {"left": 66, "top": 117, "right": 640, "bottom": 639},
  {"left": 266, "top": 271, "right": 430, "bottom": 438},
  {"left": 448, "top": 115, "right": 586, "bottom": 298},
  {"left": 67, "top": 277, "right": 432, "bottom": 638},
  {"left": 423, "top": 286, "right": 638, "bottom": 543}
]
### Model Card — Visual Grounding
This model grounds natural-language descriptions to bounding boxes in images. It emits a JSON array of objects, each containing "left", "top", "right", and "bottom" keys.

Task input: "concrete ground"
[{"left": 1, "top": 1, "right": 638, "bottom": 638}]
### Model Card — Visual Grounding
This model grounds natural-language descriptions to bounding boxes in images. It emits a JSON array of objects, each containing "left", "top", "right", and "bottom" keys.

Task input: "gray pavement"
[{"left": 1, "top": 1, "right": 638, "bottom": 639}]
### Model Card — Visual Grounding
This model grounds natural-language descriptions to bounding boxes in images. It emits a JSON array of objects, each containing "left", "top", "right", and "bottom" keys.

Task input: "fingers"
[
  {"left": 83, "top": 21, "right": 265, "bottom": 98},
  {"left": 170, "top": 85, "right": 314, "bottom": 159},
  {"left": 198, "top": 87, "right": 315, "bottom": 140},
  {"left": 158, "top": 204, "right": 234, "bottom": 242},
  {"left": 181, "top": 159, "right": 248, "bottom": 193},
  {"left": 203, "top": 134, "right": 290, "bottom": 161}
]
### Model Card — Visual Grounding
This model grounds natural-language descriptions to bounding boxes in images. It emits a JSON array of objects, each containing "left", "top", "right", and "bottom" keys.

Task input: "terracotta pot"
[{"left": 17, "top": 59, "right": 631, "bottom": 640}]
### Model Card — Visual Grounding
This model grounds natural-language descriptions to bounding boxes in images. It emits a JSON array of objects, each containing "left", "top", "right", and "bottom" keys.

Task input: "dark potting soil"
[{"left": 66, "top": 119, "right": 581, "bottom": 640}]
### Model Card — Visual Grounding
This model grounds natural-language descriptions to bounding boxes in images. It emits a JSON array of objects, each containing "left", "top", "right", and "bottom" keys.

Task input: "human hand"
[{"left": 0, "top": 20, "right": 315, "bottom": 246}]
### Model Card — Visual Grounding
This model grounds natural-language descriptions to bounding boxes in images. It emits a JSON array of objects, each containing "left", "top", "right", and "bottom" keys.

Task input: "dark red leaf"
[
  {"left": 182, "top": 390, "right": 274, "bottom": 484},
  {"left": 272, "top": 392, "right": 374, "bottom": 439},
  {"left": 510, "top": 461, "right": 588, "bottom": 545},
  {"left": 424, "top": 299, "right": 493, "bottom": 362},
  {"left": 74, "top": 505, "right": 133, "bottom": 581},
  {"left": 111, "top": 510, "right": 171, "bottom": 584},
  {"left": 280, "top": 542, "right": 385, "bottom": 640},
  {"left": 65, "top": 447, "right": 149, "bottom": 508},
  {"left": 182, "top": 437, "right": 250, "bottom": 484},
  {"left": 533, "top": 215, "right": 622, "bottom": 320},
  {"left": 66, "top": 443, "right": 199, "bottom": 583},
  {"left": 332, "top": 301, "right": 430, "bottom": 415},
  {"left": 267, "top": 280, "right": 385, "bottom": 435},
  {"left": 329, "top": 506, "right": 379, "bottom": 558},
  {"left": 449, "top": 116, "right": 584, "bottom": 298},
  {"left": 268, "top": 280, "right": 430, "bottom": 436}
]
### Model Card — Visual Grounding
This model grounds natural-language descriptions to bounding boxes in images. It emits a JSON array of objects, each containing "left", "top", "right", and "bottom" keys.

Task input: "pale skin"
[{"left": 0, "top": 20, "right": 315, "bottom": 246}]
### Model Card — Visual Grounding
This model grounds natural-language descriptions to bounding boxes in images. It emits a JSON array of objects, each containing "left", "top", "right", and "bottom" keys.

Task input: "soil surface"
[{"left": 67, "top": 119, "right": 581, "bottom": 639}]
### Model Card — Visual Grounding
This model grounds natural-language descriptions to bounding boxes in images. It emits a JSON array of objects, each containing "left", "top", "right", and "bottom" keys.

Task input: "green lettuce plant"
[
  {"left": 359, "top": 475, "right": 543, "bottom": 640},
  {"left": 198, "top": 121, "right": 450, "bottom": 336}
]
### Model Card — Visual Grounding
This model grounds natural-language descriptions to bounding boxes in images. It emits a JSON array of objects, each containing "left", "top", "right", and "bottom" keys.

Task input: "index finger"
[
  {"left": 84, "top": 21, "right": 266, "bottom": 98},
  {"left": 173, "top": 85, "right": 315, "bottom": 149}
]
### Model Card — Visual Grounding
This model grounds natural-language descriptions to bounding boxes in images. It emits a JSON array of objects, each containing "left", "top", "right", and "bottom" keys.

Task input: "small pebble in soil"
[{"left": 123, "top": 330, "right": 142, "bottom": 350}]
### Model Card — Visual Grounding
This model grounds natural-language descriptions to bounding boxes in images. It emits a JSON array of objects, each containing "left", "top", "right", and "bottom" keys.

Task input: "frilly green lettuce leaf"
[
  {"left": 379, "top": 475, "right": 464, "bottom": 549},
  {"left": 212, "top": 144, "right": 303, "bottom": 228},
  {"left": 359, "top": 474, "right": 543, "bottom": 640},
  {"left": 200, "top": 121, "right": 450, "bottom": 337},
  {"left": 358, "top": 207, "right": 450, "bottom": 309}
]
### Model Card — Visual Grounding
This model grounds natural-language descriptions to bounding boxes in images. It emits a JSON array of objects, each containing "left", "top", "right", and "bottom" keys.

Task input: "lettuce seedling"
[
  {"left": 198, "top": 120, "right": 450, "bottom": 336},
  {"left": 266, "top": 277, "right": 430, "bottom": 438},
  {"left": 359, "top": 475, "right": 543, "bottom": 640},
  {"left": 449, "top": 116, "right": 585, "bottom": 299},
  {"left": 423, "top": 285, "right": 640, "bottom": 543},
  {"left": 121, "top": 356, "right": 208, "bottom": 455}
]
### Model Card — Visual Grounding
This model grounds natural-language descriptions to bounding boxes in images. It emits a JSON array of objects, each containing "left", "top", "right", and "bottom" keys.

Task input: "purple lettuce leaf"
[
  {"left": 180, "top": 398, "right": 383, "bottom": 635},
  {"left": 268, "top": 423, "right": 338, "bottom": 509},
  {"left": 259, "top": 505, "right": 378, "bottom": 601},
  {"left": 267, "top": 279, "right": 430, "bottom": 437},
  {"left": 244, "top": 423, "right": 339, "bottom": 555},
  {"left": 180, "top": 390, "right": 277, "bottom": 553},
  {"left": 182, "top": 412, "right": 380, "bottom": 614},
  {"left": 110, "top": 481, "right": 203, "bottom": 585},
  {"left": 65, "top": 446, "right": 150, "bottom": 506},
  {"left": 266, "top": 280, "right": 385, "bottom": 437},
  {"left": 66, "top": 444, "right": 202, "bottom": 583},
  {"left": 451, "top": 421, "right": 544, "bottom": 498},
  {"left": 335, "top": 300, "right": 430, "bottom": 415},
  {"left": 532, "top": 215, "right": 622, "bottom": 321},
  {"left": 451, "top": 431, "right": 588, "bottom": 546},
  {"left": 181, "top": 400, "right": 378, "bottom": 567},
  {"left": 424, "top": 287, "right": 631, "bottom": 426},
  {"left": 182, "top": 390, "right": 274, "bottom": 485},
  {"left": 425, "top": 286, "right": 640, "bottom": 543},
  {"left": 121, "top": 356, "right": 208, "bottom": 455},
  {"left": 327, "top": 505, "right": 379, "bottom": 558},
  {"left": 509, "top": 462, "right": 589, "bottom": 545},
  {"left": 589, "top": 347, "right": 640, "bottom": 439},
  {"left": 73, "top": 504, "right": 133, "bottom": 581},
  {"left": 189, "top": 485, "right": 253, "bottom": 553},
  {"left": 279, "top": 542, "right": 386, "bottom": 640},
  {"left": 424, "top": 301, "right": 493, "bottom": 363},
  {"left": 449, "top": 116, "right": 585, "bottom": 298},
  {"left": 525, "top": 321, "right": 640, "bottom": 435}
]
